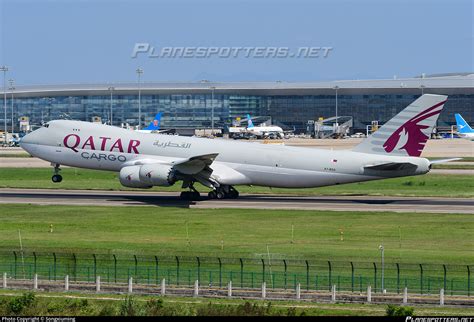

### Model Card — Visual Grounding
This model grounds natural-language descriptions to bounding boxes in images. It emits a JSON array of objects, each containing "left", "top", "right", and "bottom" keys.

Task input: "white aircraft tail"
[{"left": 353, "top": 94, "right": 448, "bottom": 157}]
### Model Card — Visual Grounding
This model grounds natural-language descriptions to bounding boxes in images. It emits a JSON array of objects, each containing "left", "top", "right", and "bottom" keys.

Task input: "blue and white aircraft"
[
  {"left": 138, "top": 113, "right": 162, "bottom": 133},
  {"left": 454, "top": 113, "right": 474, "bottom": 141},
  {"left": 246, "top": 114, "right": 284, "bottom": 138}
]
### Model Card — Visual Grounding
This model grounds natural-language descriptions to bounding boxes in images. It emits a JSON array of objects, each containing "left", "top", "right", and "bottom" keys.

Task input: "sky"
[{"left": 0, "top": 0, "right": 472, "bottom": 85}]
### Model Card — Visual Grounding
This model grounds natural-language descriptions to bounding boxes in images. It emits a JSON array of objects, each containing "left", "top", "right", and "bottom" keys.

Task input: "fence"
[{"left": 0, "top": 251, "right": 471, "bottom": 296}]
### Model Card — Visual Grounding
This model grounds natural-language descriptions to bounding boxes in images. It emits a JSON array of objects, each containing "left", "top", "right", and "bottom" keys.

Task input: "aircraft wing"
[
  {"left": 122, "top": 152, "right": 249, "bottom": 188},
  {"left": 172, "top": 153, "right": 219, "bottom": 175},
  {"left": 121, "top": 153, "right": 220, "bottom": 188},
  {"left": 123, "top": 153, "right": 218, "bottom": 175}
]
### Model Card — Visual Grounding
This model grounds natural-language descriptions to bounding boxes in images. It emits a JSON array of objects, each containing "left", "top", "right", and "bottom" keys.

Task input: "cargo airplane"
[{"left": 20, "top": 94, "right": 456, "bottom": 200}]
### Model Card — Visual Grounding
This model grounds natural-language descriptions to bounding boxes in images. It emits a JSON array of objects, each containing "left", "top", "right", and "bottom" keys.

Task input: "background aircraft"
[
  {"left": 137, "top": 113, "right": 175, "bottom": 134},
  {"left": 455, "top": 113, "right": 474, "bottom": 141},
  {"left": 246, "top": 114, "right": 284, "bottom": 138}
]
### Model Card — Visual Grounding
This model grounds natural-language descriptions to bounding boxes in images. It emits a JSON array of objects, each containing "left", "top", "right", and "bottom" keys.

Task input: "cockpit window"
[{"left": 43, "top": 124, "right": 49, "bottom": 128}]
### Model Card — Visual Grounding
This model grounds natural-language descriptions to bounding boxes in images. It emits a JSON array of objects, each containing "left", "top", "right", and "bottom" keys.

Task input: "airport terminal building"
[{"left": 3, "top": 73, "right": 473, "bottom": 133}]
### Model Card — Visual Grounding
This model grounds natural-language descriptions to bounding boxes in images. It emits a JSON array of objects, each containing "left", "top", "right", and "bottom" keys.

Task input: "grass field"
[
  {"left": 2, "top": 290, "right": 473, "bottom": 316},
  {"left": 0, "top": 168, "right": 473, "bottom": 197},
  {"left": 0, "top": 153, "right": 32, "bottom": 158},
  {"left": 0, "top": 204, "right": 472, "bottom": 264},
  {"left": 0, "top": 204, "right": 472, "bottom": 294}
]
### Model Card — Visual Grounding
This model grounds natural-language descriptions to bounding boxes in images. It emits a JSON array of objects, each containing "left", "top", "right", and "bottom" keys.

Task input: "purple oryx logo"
[{"left": 383, "top": 100, "right": 446, "bottom": 157}]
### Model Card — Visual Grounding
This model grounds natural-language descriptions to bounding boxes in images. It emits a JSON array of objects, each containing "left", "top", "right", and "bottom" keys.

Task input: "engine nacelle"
[
  {"left": 139, "top": 163, "right": 176, "bottom": 187},
  {"left": 119, "top": 165, "right": 153, "bottom": 189}
]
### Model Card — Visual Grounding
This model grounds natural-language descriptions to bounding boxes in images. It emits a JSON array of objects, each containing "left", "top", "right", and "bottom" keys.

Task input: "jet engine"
[
  {"left": 139, "top": 163, "right": 177, "bottom": 187},
  {"left": 119, "top": 165, "right": 153, "bottom": 188}
]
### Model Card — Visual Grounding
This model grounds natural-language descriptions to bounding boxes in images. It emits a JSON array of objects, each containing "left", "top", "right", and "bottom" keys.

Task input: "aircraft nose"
[
  {"left": 20, "top": 131, "right": 36, "bottom": 145},
  {"left": 19, "top": 130, "right": 40, "bottom": 155}
]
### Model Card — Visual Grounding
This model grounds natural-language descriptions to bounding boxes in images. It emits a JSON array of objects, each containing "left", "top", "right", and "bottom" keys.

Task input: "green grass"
[
  {"left": 0, "top": 168, "right": 473, "bottom": 197},
  {"left": 0, "top": 204, "right": 472, "bottom": 294},
  {"left": 0, "top": 153, "right": 31, "bottom": 158},
  {"left": 0, "top": 204, "right": 472, "bottom": 264},
  {"left": 2, "top": 290, "right": 473, "bottom": 316}
]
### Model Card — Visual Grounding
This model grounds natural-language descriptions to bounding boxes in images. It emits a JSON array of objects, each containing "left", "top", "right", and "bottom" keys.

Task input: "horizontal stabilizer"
[
  {"left": 364, "top": 162, "right": 418, "bottom": 171},
  {"left": 429, "top": 158, "right": 462, "bottom": 165}
]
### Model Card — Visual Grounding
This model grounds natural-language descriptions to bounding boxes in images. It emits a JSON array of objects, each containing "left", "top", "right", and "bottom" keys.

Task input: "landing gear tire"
[
  {"left": 228, "top": 189, "right": 239, "bottom": 199},
  {"left": 208, "top": 186, "right": 239, "bottom": 199},
  {"left": 52, "top": 174, "right": 63, "bottom": 183},
  {"left": 208, "top": 191, "right": 217, "bottom": 199},
  {"left": 52, "top": 164, "right": 62, "bottom": 183}
]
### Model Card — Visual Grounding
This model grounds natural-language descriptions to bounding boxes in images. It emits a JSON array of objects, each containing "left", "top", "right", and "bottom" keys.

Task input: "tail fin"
[
  {"left": 353, "top": 94, "right": 447, "bottom": 157},
  {"left": 143, "top": 113, "right": 162, "bottom": 131},
  {"left": 246, "top": 114, "right": 255, "bottom": 128},
  {"left": 455, "top": 113, "right": 473, "bottom": 133}
]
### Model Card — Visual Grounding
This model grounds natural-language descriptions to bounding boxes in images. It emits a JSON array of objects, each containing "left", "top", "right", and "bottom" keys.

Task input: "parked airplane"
[
  {"left": 138, "top": 112, "right": 162, "bottom": 133},
  {"left": 20, "top": 94, "right": 457, "bottom": 200},
  {"left": 454, "top": 113, "right": 474, "bottom": 141},
  {"left": 246, "top": 114, "right": 284, "bottom": 138},
  {"left": 136, "top": 112, "right": 175, "bottom": 135}
]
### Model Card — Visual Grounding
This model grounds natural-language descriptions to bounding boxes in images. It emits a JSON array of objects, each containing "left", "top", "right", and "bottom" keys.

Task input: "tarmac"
[{"left": 1, "top": 188, "right": 472, "bottom": 214}]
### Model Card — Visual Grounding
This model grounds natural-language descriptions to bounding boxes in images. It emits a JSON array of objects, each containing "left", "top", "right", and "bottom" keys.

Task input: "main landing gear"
[
  {"left": 208, "top": 185, "right": 239, "bottom": 199},
  {"left": 180, "top": 183, "right": 201, "bottom": 200},
  {"left": 51, "top": 164, "right": 63, "bottom": 183},
  {"left": 179, "top": 184, "right": 239, "bottom": 200}
]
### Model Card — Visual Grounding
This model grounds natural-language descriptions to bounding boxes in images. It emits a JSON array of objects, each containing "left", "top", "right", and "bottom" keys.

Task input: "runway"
[{"left": 1, "top": 188, "right": 472, "bottom": 214}]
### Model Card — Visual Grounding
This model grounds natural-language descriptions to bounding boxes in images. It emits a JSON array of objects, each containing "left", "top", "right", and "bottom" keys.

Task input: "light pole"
[
  {"left": 420, "top": 84, "right": 425, "bottom": 96},
  {"left": 108, "top": 87, "right": 115, "bottom": 126},
  {"left": 1, "top": 66, "right": 8, "bottom": 145},
  {"left": 379, "top": 245, "right": 385, "bottom": 292},
  {"left": 333, "top": 85, "right": 339, "bottom": 129},
  {"left": 9, "top": 79, "right": 14, "bottom": 133},
  {"left": 136, "top": 68, "right": 143, "bottom": 130},
  {"left": 210, "top": 86, "right": 216, "bottom": 135}
]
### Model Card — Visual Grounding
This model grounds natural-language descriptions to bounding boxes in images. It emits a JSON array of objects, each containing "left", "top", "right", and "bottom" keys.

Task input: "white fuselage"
[
  {"left": 458, "top": 132, "right": 474, "bottom": 141},
  {"left": 248, "top": 126, "right": 283, "bottom": 136},
  {"left": 20, "top": 120, "right": 431, "bottom": 189}
]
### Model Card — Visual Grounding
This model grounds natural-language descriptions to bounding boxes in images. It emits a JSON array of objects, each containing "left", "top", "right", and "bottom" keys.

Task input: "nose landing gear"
[{"left": 51, "top": 164, "right": 62, "bottom": 183}]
